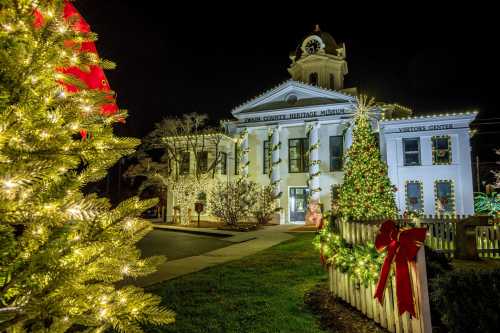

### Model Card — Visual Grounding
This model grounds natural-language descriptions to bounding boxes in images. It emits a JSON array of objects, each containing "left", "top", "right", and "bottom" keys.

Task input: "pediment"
[{"left": 231, "top": 80, "right": 355, "bottom": 116}]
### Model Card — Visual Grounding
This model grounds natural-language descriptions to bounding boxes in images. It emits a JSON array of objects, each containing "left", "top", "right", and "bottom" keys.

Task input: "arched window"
[
  {"left": 329, "top": 73, "right": 335, "bottom": 89},
  {"left": 309, "top": 72, "right": 318, "bottom": 86}
]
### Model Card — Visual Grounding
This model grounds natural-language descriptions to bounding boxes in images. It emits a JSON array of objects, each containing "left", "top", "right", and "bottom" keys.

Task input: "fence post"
[
  {"left": 454, "top": 215, "right": 489, "bottom": 260},
  {"left": 411, "top": 247, "right": 432, "bottom": 333}
]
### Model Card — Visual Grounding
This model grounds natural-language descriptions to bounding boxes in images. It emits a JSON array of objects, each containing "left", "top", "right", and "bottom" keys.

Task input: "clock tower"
[{"left": 288, "top": 25, "right": 348, "bottom": 91}]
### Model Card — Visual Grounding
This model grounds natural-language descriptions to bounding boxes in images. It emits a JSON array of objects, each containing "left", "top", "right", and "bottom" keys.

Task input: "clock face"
[{"left": 305, "top": 39, "right": 321, "bottom": 54}]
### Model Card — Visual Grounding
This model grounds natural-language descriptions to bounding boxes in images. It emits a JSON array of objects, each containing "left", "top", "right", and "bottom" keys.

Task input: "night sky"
[{"left": 76, "top": 1, "right": 498, "bottom": 182}]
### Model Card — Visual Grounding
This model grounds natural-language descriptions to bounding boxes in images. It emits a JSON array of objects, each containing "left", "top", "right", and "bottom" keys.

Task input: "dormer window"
[
  {"left": 286, "top": 94, "right": 298, "bottom": 105},
  {"left": 309, "top": 72, "right": 318, "bottom": 86}
]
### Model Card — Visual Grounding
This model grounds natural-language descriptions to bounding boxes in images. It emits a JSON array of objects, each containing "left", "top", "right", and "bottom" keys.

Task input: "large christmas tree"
[
  {"left": 0, "top": 1, "right": 173, "bottom": 331},
  {"left": 338, "top": 96, "right": 397, "bottom": 220}
]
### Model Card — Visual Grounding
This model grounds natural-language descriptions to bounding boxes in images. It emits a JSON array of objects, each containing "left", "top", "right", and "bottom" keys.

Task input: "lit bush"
[{"left": 209, "top": 178, "right": 257, "bottom": 225}]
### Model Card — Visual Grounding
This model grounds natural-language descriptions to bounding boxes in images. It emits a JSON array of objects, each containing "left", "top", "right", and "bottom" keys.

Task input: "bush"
[
  {"left": 251, "top": 185, "right": 279, "bottom": 224},
  {"left": 425, "top": 246, "right": 452, "bottom": 280},
  {"left": 209, "top": 178, "right": 257, "bottom": 225},
  {"left": 430, "top": 269, "right": 500, "bottom": 333},
  {"left": 474, "top": 192, "right": 500, "bottom": 217}
]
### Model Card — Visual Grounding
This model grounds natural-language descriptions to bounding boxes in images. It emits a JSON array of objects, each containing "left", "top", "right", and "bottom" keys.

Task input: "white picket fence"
[
  {"left": 476, "top": 225, "right": 500, "bottom": 257},
  {"left": 329, "top": 219, "right": 432, "bottom": 333},
  {"left": 335, "top": 216, "right": 500, "bottom": 258}
]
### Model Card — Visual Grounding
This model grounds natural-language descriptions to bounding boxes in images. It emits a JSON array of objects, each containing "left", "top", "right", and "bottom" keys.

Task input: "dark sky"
[{"left": 76, "top": 1, "right": 497, "bottom": 169}]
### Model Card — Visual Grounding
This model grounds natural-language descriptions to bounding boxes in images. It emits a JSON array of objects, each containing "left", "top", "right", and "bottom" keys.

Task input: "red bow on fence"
[{"left": 373, "top": 220, "right": 427, "bottom": 317}]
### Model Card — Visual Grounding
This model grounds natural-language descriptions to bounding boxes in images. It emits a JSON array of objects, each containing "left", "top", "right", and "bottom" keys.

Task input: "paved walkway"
[
  {"left": 137, "top": 229, "right": 233, "bottom": 261},
  {"left": 135, "top": 224, "right": 297, "bottom": 287}
]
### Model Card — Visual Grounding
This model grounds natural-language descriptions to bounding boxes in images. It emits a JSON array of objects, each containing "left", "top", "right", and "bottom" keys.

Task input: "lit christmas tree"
[
  {"left": 0, "top": 1, "right": 174, "bottom": 331},
  {"left": 338, "top": 96, "right": 397, "bottom": 220}
]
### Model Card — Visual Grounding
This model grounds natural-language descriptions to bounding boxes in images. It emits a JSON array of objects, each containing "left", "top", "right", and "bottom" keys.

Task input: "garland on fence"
[{"left": 313, "top": 217, "right": 386, "bottom": 286}]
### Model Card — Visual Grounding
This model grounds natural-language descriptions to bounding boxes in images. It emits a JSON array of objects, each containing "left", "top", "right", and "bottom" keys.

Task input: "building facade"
[{"left": 166, "top": 27, "right": 477, "bottom": 224}]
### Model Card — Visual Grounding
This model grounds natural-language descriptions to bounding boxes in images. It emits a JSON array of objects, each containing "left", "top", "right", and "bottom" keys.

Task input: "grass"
[{"left": 144, "top": 233, "right": 328, "bottom": 333}]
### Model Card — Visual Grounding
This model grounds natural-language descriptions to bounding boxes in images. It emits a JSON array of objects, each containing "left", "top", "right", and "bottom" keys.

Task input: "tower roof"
[{"left": 293, "top": 25, "right": 341, "bottom": 59}]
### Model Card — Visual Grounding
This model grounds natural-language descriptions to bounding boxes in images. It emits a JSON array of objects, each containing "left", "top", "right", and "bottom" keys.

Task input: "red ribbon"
[
  {"left": 33, "top": 1, "right": 122, "bottom": 139},
  {"left": 373, "top": 220, "right": 427, "bottom": 317}
]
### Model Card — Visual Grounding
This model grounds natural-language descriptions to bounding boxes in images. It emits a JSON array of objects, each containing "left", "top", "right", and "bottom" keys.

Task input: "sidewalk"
[{"left": 135, "top": 224, "right": 297, "bottom": 287}]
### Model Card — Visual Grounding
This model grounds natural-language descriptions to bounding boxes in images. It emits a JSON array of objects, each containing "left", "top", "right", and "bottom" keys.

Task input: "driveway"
[{"left": 138, "top": 229, "right": 232, "bottom": 261}]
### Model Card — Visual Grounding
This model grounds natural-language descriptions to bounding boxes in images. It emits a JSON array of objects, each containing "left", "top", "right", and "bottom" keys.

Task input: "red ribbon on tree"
[
  {"left": 373, "top": 220, "right": 427, "bottom": 317},
  {"left": 34, "top": 1, "right": 120, "bottom": 139}
]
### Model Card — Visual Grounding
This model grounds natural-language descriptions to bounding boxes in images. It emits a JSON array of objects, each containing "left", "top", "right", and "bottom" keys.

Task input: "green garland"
[
  {"left": 310, "top": 171, "right": 321, "bottom": 178},
  {"left": 308, "top": 142, "right": 320, "bottom": 152},
  {"left": 314, "top": 217, "right": 386, "bottom": 286}
]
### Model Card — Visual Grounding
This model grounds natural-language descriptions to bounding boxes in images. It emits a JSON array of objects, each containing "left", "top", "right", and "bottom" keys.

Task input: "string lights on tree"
[
  {"left": 337, "top": 95, "right": 398, "bottom": 220},
  {"left": 0, "top": 1, "right": 174, "bottom": 331}
]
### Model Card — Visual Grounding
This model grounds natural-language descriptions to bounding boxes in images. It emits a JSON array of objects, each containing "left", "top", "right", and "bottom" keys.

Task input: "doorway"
[{"left": 289, "top": 187, "right": 309, "bottom": 223}]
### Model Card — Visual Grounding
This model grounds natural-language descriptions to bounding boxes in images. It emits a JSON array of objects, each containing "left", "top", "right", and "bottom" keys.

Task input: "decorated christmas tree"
[
  {"left": 0, "top": 1, "right": 173, "bottom": 331},
  {"left": 338, "top": 96, "right": 397, "bottom": 220}
]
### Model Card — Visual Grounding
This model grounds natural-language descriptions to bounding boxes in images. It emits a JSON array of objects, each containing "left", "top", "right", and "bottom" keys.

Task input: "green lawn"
[{"left": 144, "top": 233, "right": 328, "bottom": 333}]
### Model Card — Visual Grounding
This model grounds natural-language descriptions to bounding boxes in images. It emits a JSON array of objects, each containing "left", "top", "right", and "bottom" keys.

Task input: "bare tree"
[{"left": 126, "top": 113, "right": 227, "bottom": 224}]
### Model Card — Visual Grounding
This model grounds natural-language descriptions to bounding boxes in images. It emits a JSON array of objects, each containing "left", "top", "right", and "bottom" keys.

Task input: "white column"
[
  {"left": 308, "top": 122, "right": 321, "bottom": 202},
  {"left": 269, "top": 126, "right": 282, "bottom": 198},
  {"left": 239, "top": 128, "right": 249, "bottom": 177}
]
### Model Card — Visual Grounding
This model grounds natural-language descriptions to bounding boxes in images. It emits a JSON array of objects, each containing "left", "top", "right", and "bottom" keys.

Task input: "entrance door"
[{"left": 289, "top": 187, "right": 309, "bottom": 223}]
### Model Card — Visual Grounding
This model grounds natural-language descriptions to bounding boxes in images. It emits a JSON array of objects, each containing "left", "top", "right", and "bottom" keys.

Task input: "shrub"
[
  {"left": 251, "top": 185, "right": 279, "bottom": 224},
  {"left": 474, "top": 192, "right": 500, "bottom": 217},
  {"left": 209, "top": 178, "right": 257, "bottom": 225},
  {"left": 425, "top": 246, "right": 452, "bottom": 280},
  {"left": 430, "top": 269, "right": 500, "bottom": 333}
]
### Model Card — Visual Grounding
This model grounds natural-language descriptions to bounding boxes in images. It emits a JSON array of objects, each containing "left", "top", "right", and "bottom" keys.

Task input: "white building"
[{"left": 166, "top": 26, "right": 477, "bottom": 224}]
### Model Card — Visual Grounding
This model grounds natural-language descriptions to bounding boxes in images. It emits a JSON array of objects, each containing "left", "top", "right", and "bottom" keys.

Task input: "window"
[
  {"left": 234, "top": 143, "right": 239, "bottom": 175},
  {"left": 329, "top": 73, "right": 335, "bottom": 89},
  {"left": 432, "top": 136, "right": 451, "bottom": 164},
  {"left": 403, "top": 138, "right": 420, "bottom": 166},
  {"left": 263, "top": 140, "right": 271, "bottom": 175},
  {"left": 309, "top": 72, "right": 318, "bottom": 86},
  {"left": 329, "top": 135, "right": 343, "bottom": 171},
  {"left": 220, "top": 152, "right": 227, "bottom": 175},
  {"left": 289, "top": 138, "right": 309, "bottom": 173},
  {"left": 435, "top": 180, "right": 454, "bottom": 214},
  {"left": 406, "top": 181, "right": 423, "bottom": 213},
  {"left": 197, "top": 151, "right": 208, "bottom": 173},
  {"left": 179, "top": 151, "right": 190, "bottom": 175}
]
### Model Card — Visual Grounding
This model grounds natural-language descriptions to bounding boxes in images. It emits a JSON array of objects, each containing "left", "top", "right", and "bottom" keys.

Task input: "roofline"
[
  {"left": 159, "top": 132, "right": 234, "bottom": 141},
  {"left": 231, "top": 79, "right": 356, "bottom": 115},
  {"left": 380, "top": 111, "right": 478, "bottom": 124}
]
